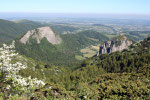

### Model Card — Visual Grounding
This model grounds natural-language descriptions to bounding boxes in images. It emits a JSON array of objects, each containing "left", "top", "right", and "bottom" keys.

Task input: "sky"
[{"left": 0, "top": 0, "right": 150, "bottom": 15}]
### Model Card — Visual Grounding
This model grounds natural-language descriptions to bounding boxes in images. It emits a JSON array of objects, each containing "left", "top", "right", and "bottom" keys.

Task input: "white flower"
[
  {"left": 84, "top": 96, "right": 87, "bottom": 99},
  {"left": 0, "top": 41, "right": 45, "bottom": 91},
  {"left": 6, "top": 85, "right": 11, "bottom": 89}
]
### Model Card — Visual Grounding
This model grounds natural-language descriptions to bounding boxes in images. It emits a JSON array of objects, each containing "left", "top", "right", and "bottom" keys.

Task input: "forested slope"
[
  {"left": 0, "top": 37, "right": 150, "bottom": 99},
  {"left": 15, "top": 30, "right": 109, "bottom": 67},
  {"left": 0, "top": 19, "right": 43, "bottom": 43}
]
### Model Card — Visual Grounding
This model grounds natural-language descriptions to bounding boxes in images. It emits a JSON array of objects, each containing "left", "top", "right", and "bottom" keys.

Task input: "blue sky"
[{"left": 0, "top": 0, "right": 150, "bottom": 15}]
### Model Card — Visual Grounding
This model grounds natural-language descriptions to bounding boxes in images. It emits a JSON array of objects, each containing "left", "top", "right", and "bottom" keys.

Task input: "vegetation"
[
  {"left": 125, "top": 31, "right": 150, "bottom": 41},
  {"left": 15, "top": 30, "right": 109, "bottom": 67},
  {"left": 49, "top": 23, "right": 116, "bottom": 35},
  {"left": 0, "top": 36, "right": 150, "bottom": 99},
  {"left": 0, "top": 19, "right": 150, "bottom": 99},
  {"left": 0, "top": 19, "right": 44, "bottom": 43},
  {"left": 50, "top": 24, "right": 78, "bottom": 34},
  {"left": 80, "top": 44, "right": 99, "bottom": 58}
]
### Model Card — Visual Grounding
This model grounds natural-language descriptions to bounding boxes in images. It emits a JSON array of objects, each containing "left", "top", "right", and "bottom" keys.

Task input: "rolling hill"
[
  {"left": 0, "top": 19, "right": 44, "bottom": 43},
  {"left": 15, "top": 28, "right": 109, "bottom": 67}
]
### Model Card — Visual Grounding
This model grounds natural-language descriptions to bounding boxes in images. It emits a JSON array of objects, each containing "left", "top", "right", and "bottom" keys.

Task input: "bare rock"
[
  {"left": 20, "top": 26, "right": 61, "bottom": 45},
  {"left": 97, "top": 36, "right": 132, "bottom": 56}
]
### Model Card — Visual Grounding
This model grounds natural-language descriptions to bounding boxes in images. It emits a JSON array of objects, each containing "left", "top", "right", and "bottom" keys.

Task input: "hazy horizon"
[
  {"left": 1, "top": 0, "right": 150, "bottom": 20},
  {"left": 0, "top": 12, "right": 150, "bottom": 20}
]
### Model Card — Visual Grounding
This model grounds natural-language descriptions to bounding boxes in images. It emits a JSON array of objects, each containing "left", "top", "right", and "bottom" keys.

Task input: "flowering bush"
[{"left": 0, "top": 41, "right": 45, "bottom": 97}]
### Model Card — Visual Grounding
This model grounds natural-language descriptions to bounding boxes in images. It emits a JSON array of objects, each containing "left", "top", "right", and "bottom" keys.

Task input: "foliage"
[
  {"left": 0, "top": 19, "right": 44, "bottom": 43},
  {"left": 125, "top": 31, "right": 150, "bottom": 41},
  {"left": 50, "top": 24, "right": 78, "bottom": 34},
  {"left": 0, "top": 36, "right": 150, "bottom": 99},
  {"left": 0, "top": 42, "right": 45, "bottom": 99},
  {"left": 15, "top": 30, "right": 108, "bottom": 67},
  {"left": 81, "top": 37, "right": 150, "bottom": 74}
]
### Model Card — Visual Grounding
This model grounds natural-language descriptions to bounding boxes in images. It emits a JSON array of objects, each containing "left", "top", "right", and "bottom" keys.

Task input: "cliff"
[
  {"left": 97, "top": 35, "right": 132, "bottom": 56},
  {"left": 20, "top": 26, "right": 61, "bottom": 45}
]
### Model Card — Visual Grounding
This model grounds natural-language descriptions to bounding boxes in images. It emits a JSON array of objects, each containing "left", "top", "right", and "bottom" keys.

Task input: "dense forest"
[
  {"left": 0, "top": 36, "right": 149, "bottom": 99},
  {"left": 0, "top": 19, "right": 150, "bottom": 99},
  {"left": 0, "top": 19, "right": 45, "bottom": 43}
]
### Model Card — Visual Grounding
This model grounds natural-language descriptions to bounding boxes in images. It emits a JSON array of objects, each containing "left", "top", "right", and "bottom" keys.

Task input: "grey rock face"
[
  {"left": 97, "top": 36, "right": 132, "bottom": 56},
  {"left": 20, "top": 26, "right": 61, "bottom": 45}
]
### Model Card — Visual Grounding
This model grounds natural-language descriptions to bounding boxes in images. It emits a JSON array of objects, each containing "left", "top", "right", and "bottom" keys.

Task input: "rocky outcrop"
[
  {"left": 20, "top": 26, "right": 61, "bottom": 45},
  {"left": 97, "top": 36, "right": 132, "bottom": 56}
]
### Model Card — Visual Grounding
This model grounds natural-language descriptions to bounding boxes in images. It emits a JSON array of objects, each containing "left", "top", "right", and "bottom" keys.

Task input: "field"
[{"left": 79, "top": 44, "right": 100, "bottom": 58}]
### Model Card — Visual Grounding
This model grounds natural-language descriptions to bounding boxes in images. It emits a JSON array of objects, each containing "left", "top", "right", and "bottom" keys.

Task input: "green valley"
[
  {"left": 0, "top": 18, "right": 150, "bottom": 100},
  {"left": 15, "top": 29, "right": 109, "bottom": 67}
]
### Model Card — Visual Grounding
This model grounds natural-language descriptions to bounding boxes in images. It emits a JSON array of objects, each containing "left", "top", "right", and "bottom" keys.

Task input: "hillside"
[
  {"left": 0, "top": 36, "right": 149, "bottom": 99},
  {"left": 49, "top": 24, "right": 79, "bottom": 34},
  {"left": 97, "top": 35, "right": 133, "bottom": 55},
  {"left": 54, "top": 37, "right": 150, "bottom": 99},
  {"left": 75, "top": 37, "right": 150, "bottom": 76},
  {"left": 0, "top": 19, "right": 149, "bottom": 99},
  {"left": 0, "top": 19, "right": 43, "bottom": 43},
  {"left": 16, "top": 29, "right": 109, "bottom": 67},
  {"left": 124, "top": 31, "right": 150, "bottom": 41}
]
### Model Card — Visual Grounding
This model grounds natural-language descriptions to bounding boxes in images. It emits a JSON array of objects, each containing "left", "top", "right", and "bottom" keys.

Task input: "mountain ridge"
[{"left": 0, "top": 19, "right": 44, "bottom": 43}]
